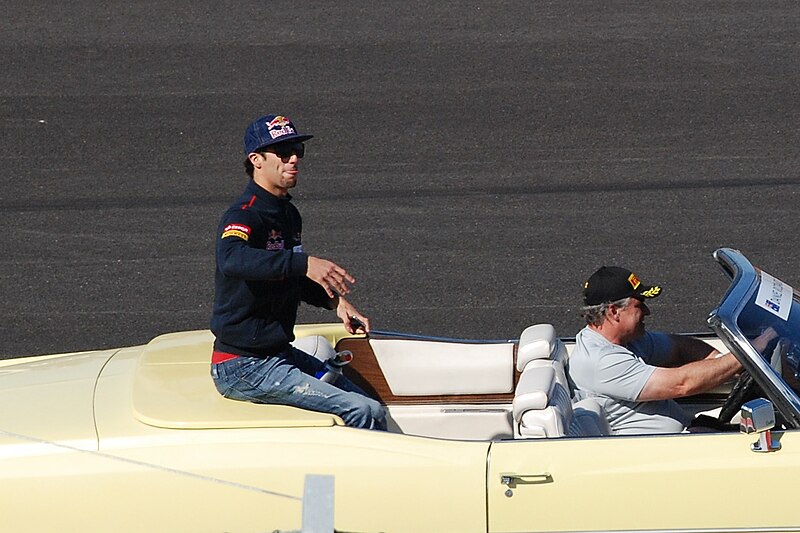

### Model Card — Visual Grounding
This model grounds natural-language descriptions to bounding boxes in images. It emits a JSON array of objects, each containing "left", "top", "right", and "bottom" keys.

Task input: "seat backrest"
[
  {"left": 514, "top": 324, "right": 610, "bottom": 438},
  {"left": 512, "top": 362, "right": 573, "bottom": 438},
  {"left": 517, "top": 323, "right": 568, "bottom": 371}
]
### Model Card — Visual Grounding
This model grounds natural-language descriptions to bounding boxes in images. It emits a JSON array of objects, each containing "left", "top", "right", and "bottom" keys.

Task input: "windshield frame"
[{"left": 707, "top": 247, "right": 800, "bottom": 428}]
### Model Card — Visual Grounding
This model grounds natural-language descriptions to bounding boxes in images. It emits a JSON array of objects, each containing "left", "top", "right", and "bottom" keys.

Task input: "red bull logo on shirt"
[
  {"left": 266, "top": 116, "right": 296, "bottom": 140},
  {"left": 266, "top": 229, "right": 285, "bottom": 251}
]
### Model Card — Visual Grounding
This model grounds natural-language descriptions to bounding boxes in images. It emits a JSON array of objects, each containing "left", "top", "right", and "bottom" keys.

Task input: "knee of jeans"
[
  {"left": 371, "top": 404, "right": 388, "bottom": 431},
  {"left": 344, "top": 397, "right": 386, "bottom": 429},
  {"left": 372, "top": 402, "right": 387, "bottom": 421}
]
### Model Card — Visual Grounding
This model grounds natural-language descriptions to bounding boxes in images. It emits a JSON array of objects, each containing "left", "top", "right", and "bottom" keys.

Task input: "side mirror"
[{"left": 740, "top": 398, "right": 781, "bottom": 452}]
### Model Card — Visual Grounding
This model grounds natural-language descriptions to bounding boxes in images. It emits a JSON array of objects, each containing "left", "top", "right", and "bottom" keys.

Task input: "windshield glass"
[
  {"left": 735, "top": 270, "right": 800, "bottom": 394},
  {"left": 708, "top": 248, "right": 800, "bottom": 428}
]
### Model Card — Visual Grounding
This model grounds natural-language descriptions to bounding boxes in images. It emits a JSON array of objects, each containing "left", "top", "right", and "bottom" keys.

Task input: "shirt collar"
[{"left": 246, "top": 179, "right": 293, "bottom": 204}]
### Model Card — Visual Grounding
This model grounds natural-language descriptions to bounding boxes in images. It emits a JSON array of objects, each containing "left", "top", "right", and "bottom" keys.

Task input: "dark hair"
[
  {"left": 244, "top": 151, "right": 268, "bottom": 178},
  {"left": 244, "top": 157, "right": 254, "bottom": 178}
]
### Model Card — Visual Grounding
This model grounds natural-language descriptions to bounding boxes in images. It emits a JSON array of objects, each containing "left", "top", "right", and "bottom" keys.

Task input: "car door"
[{"left": 487, "top": 431, "right": 800, "bottom": 532}]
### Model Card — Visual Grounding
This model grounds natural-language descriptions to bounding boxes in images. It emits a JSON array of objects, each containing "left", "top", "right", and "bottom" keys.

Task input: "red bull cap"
[{"left": 243, "top": 114, "right": 314, "bottom": 156}]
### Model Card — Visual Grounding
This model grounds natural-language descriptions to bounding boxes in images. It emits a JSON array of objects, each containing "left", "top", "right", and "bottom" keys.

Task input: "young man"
[
  {"left": 210, "top": 114, "right": 386, "bottom": 430},
  {"left": 569, "top": 266, "right": 775, "bottom": 435}
]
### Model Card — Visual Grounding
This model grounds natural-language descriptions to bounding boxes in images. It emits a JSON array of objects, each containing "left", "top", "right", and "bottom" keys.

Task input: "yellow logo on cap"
[
  {"left": 628, "top": 273, "right": 641, "bottom": 290},
  {"left": 641, "top": 286, "right": 662, "bottom": 298}
]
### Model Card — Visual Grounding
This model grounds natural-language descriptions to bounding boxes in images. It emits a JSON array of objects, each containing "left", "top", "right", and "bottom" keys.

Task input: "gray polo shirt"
[{"left": 569, "top": 327, "right": 692, "bottom": 435}]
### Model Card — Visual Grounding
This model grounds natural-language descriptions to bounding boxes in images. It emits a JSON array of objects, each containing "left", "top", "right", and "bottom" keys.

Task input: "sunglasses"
[{"left": 265, "top": 142, "right": 305, "bottom": 159}]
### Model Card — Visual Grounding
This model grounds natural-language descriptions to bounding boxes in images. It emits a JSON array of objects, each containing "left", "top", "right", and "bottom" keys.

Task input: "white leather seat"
[
  {"left": 516, "top": 323, "right": 568, "bottom": 371},
  {"left": 514, "top": 364, "right": 611, "bottom": 438},
  {"left": 513, "top": 364, "right": 573, "bottom": 437},
  {"left": 514, "top": 324, "right": 610, "bottom": 438}
]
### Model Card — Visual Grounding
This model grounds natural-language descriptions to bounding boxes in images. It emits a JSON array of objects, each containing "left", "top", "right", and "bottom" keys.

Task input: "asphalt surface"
[{"left": 2, "top": 2, "right": 799, "bottom": 358}]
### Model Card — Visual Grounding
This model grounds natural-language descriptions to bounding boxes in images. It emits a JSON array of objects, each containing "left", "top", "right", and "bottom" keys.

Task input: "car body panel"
[
  {"left": 5, "top": 422, "right": 490, "bottom": 532},
  {"left": 488, "top": 432, "right": 800, "bottom": 532},
  {"left": 77, "top": 337, "right": 490, "bottom": 532},
  {"left": 129, "top": 330, "right": 342, "bottom": 429},
  {"left": 0, "top": 349, "right": 116, "bottom": 452}
]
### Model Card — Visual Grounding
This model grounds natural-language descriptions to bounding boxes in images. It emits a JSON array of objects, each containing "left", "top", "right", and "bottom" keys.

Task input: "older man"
[{"left": 569, "top": 266, "right": 775, "bottom": 435}]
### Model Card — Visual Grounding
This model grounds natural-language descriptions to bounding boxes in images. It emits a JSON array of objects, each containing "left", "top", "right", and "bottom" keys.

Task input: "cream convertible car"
[{"left": 3, "top": 248, "right": 800, "bottom": 533}]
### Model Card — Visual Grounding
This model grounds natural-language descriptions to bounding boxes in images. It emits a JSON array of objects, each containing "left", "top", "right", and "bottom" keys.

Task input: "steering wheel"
[
  {"left": 717, "top": 338, "right": 790, "bottom": 424},
  {"left": 717, "top": 372, "right": 760, "bottom": 423}
]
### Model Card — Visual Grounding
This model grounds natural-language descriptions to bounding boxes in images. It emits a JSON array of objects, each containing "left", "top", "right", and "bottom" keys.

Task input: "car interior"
[
  {"left": 297, "top": 325, "right": 732, "bottom": 441},
  {"left": 134, "top": 320, "right": 736, "bottom": 441}
]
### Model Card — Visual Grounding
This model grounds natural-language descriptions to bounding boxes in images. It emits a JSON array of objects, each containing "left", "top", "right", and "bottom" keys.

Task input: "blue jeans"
[{"left": 211, "top": 347, "right": 386, "bottom": 430}]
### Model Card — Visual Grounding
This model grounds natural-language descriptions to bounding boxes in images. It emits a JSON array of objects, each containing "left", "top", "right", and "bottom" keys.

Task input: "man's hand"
[
  {"left": 336, "top": 296, "right": 370, "bottom": 334},
  {"left": 751, "top": 327, "right": 779, "bottom": 354},
  {"left": 307, "top": 256, "right": 355, "bottom": 298}
]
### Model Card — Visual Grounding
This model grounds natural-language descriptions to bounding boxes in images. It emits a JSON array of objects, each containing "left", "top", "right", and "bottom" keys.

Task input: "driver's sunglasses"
[{"left": 266, "top": 142, "right": 305, "bottom": 160}]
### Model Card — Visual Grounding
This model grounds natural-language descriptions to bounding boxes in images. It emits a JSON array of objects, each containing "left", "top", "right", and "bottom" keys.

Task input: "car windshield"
[{"left": 708, "top": 248, "right": 800, "bottom": 428}]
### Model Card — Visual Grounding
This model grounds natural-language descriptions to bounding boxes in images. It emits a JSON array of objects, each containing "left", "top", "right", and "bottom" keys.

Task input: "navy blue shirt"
[{"left": 210, "top": 180, "right": 331, "bottom": 357}]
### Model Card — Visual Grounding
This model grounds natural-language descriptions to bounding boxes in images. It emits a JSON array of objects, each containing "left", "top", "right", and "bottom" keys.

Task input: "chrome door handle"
[{"left": 500, "top": 472, "right": 553, "bottom": 488}]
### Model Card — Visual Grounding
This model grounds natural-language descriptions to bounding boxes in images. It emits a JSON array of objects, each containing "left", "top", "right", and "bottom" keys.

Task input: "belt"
[{"left": 212, "top": 351, "right": 240, "bottom": 364}]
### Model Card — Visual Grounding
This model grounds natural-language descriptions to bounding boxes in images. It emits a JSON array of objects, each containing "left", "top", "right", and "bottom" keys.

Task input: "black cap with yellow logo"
[{"left": 583, "top": 266, "right": 662, "bottom": 306}]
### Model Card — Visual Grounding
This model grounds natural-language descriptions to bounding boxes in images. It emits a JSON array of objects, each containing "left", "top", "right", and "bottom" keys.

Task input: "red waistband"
[{"left": 212, "top": 351, "right": 240, "bottom": 364}]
